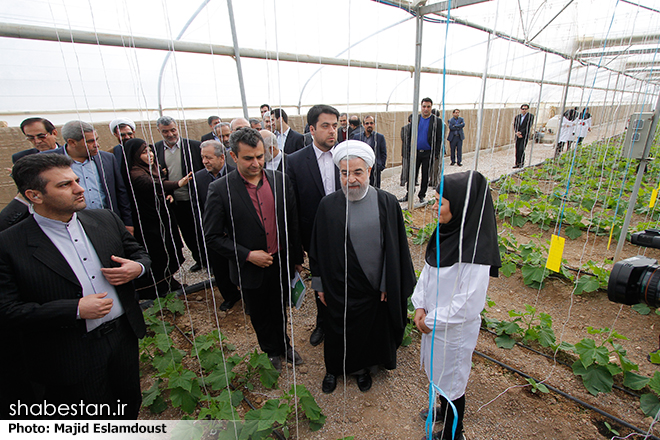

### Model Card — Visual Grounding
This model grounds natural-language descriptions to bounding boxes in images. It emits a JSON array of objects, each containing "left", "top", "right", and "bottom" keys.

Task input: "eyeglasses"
[{"left": 26, "top": 133, "right": 50, "bottom": 142}]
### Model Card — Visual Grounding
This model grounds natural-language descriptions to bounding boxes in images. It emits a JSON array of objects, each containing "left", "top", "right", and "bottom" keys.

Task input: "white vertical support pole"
[
  {"left": 473, "top": 31, "right": 493, "bottom": 170},
  {"left": 614, "top": 91, "right": 660, "bottom": 263},
  {"left": 554, "top": 57, "right": 574, "bottom": 157},
  {"left": 226, "top": 0, "right": 249, "bottom": 119},
  {"left": 528, "top": 51, "right": 547, "bottom": 166},
  {"left": 407, "top": 12, "right": 424, "bottom": 211}
]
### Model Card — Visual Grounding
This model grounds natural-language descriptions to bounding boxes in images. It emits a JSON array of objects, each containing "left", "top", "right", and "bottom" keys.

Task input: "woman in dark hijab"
[
  {"left": 124, "top": 138, "right": 192, "bottom": 299},
  {"left": 412, "top": 171, "right": 501, "bottom": 440}
]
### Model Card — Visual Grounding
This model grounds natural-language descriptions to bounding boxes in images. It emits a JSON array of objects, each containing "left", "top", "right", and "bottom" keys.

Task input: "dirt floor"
[{"left": 138, "top": 195, "right": 660, "bottom": 440}]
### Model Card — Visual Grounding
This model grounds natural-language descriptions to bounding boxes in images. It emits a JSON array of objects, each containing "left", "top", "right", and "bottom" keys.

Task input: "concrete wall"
[{"left": 0, "top": 104, "right": 633, "bottom": 209}]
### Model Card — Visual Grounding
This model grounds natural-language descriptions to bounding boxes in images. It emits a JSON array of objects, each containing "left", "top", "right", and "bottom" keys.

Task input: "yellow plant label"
[
  {"left": 651, "top": 188, "right": 658, "bottom": 208},
  {"left": 546, "top": 234, "right": 565, "bottom": 273}
]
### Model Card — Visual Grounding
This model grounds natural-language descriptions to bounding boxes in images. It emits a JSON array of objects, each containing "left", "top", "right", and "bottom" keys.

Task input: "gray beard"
[{"left": 342, "top": 182, "right": 369, "bottom": 202}]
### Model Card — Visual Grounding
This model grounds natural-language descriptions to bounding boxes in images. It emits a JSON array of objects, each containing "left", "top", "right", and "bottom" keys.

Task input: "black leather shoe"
[
  {"left": 284, "top": 347, "right": 304, "bottom": 365},
  {"left": 322, "top": 373, "right": 337, "bottom": 394},
  {"left": 269, "top": 355, "right": 282, "bottom": 372},
  {"left": 356, "top": 371, "right": 372, "bottom": 392},
  {"left": 310, "top": 327, "right": 324, "bottom": 346},
  {"left": 219, "top": 298, "right": 238, "bottom": 311},
  {"left": 190, "top": 262, "right": 203, "bottom": 272},
  {"left": 398, "top": 195, "right": 408, "bottom": 203}
]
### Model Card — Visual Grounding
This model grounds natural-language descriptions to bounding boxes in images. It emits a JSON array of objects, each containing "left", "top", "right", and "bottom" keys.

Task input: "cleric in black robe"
[{"left": 309, "top": 140, "right": 416, "bottom": 393}]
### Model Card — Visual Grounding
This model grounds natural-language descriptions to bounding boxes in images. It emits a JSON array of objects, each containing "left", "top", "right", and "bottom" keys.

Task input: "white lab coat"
[
  {"left": 575, "top": 117, "right": 592, "bottom": 139},
  {"left": 558, "top": 116, "right": 576, "bottom": 143},
  {"left": 411, "top": 262, "right": 490, "bottom": 401}
]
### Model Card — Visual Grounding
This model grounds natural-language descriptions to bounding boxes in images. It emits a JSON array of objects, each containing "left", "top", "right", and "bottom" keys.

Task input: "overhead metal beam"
[
  {"left": 577, "top": 34, "right": 660, "bottom": 50},
  {"left": 626, "top": 60, "right": 660, "bottom": 69},
  {"left": 578, "top": 47, "right": 660, "bottom": 58},
  {"left": 418, "top": 0, "right": 488, "bottom": 15},
  {"left": 0, "top": 22, "right": 630, "bottom": 94}
]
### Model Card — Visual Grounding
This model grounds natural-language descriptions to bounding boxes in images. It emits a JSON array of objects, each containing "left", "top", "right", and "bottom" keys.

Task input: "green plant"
[
  {"left": 492, "top": 304, "right": 556, "bottom": 349},
  {"left": 563, "top": 327, "right": 639, "bottom": 396},
  {"left": 526, "top": 377, "right": 549, "bottom": 394},
  {"left": 413, "top": 221, "right": 437, "bottom": 245}
]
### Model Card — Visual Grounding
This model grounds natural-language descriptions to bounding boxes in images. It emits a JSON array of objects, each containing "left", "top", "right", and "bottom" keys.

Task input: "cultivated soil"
[{"left": 138, "top": 197, "right": 660, "bottom": 440}]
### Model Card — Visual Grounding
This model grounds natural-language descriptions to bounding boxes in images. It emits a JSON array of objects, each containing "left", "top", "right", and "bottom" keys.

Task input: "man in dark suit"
[
  {"left": 347, "top": 115, "right": 363, "bottom": 139},
  {"left": 0, "top": 154, "right": 150, "bottom": 419},
  {"left": 337, "top": 113, "right": 349, "bottom": 143},
  {"left": 193, "top": 140, "right": 240, "bottom": 312},
  {"left": 286, "top": 104, "right": 341, "bottom": 347},
  {"left": 272, "top": 108, "right": 305, "bottom": 154},
  {"left": 204, "top": 128, "right": 303, "bottom": 371},
  {"left": 447, "top": 109, "right": 465, "bottom": 166},
  {"left": 0, "top": 194, "right": 30, "bottom": 232},
  {"left": 262, "top": 130, "right": 287, "bottom": 172},
  {"left": 155, "top": 116, "right": 205, "bottom": 272},
  {"left": 400, "top": 97, "right": 446, "bottom": 204},
  {"left": 201, "top": 115, "right": 221, "bottom": 142},
  {"left": 513, "top": 104, "right": 535, "bottom": 168},
  {"left": 109, "top": 118, "right": 136, "bottom": 188},
  {"left": 12, "top": 117, "right": 61, "bottom": 164},
  {"left": 400, "top": 114, "right": 413, "bottom": 186},
  {"left": 47, "top": 120, "right": 134, "bottom": 234},
  {"left": 351, "top": 115, "right": 387, "bottom": 188}
]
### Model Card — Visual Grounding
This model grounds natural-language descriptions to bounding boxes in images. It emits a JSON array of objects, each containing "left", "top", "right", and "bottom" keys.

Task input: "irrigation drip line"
[
  {"left": 473, "top": 350, "right": 660, "bottom": 440},
  {"left": 479, "top": 327, "right": 640, "bottom": 398}
]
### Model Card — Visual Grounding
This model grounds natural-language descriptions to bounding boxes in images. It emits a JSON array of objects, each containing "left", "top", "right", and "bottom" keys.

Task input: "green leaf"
[
  {"left": 495, "top": 334, "right": 517, "bottom": 349},
  {"left": 572, "top": 361, "right": 614, "bottom": 396},
  {"left": 575, "top": 338, "right": 609, "bottom": 367},
  {"left": 149, "top": 395, "right": 168, "bottom": 414},
  {"left": 511, "top": 215, "right": 528, "bottom": 228},
  {"left": 206, "top": 366, "right": 237, "bottom": 391},
  {"left": 565, "top": 225, "right": 583, "bottom": 240},
  {"left": 500, "top": 261, "right": 517, "bottom": 277},
  {"left": 245, "top": 399, "right": 290, "bottom": 425},
  {"left": 557, "top": 341, "right": 575, "bottom": 352},
  {"left": 167, "top": 297, "right": 186, "bottom": 315},
  {"left": 574, "top": 275, "right": 600, "bottom": 295},
  {"left": 170, "top": 380, "right": 201, "bottom": 414},
  {"left": 641, "top": 393, "right": 660, "bottom": 418},
  {"left": 153, "top": 347, "right": 185, "bottom": 373},
  {"left": 649, "top": 350, "right": 660, "bottom": 364},
  {"left": 521, "top": 265, "right": 547, "bottom": 288},
  {"left": 168, "top": 369, "right": 198, "bottom": 392},
  {"left": 603, "top": 421, "right": 619, "bottom": 436},
  {"left": 170, "top": 420, "right": 204, "bottom": 440},
  {"left": 536, "top": 326, "right": 556, "bottom": 347},
  {"left": 155, "top": 333, "right": 173, "bottom": 352},
  {"left": 142, "top": 380, "right": 162, "bottom": 407},
  {"left": 199, "top": 348, "right": 226, "bottom": 371},
  {"left": 496, "top": 320, "right": 521, "bottom": 336},
  {"left": 623, "top": 371, "right": 650, "bottom": 390},
  {"left": 632, "top": 303, "right": 652, "bottom": 315},
  {"left": 648, "top": 371, "right": 660, "bottom": 395},
  {"left": 259, "top": 364, "right": 280, "bottom": 389}
]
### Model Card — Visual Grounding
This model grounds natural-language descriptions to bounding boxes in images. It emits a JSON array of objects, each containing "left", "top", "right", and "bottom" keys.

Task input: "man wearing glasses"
[{"left": 12, "top": 117, "right": 61, "bottom": 164}]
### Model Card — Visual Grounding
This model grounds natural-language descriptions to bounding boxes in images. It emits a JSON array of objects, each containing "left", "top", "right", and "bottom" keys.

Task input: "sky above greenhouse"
[{"left": 0, "top": 0, "right": 658, "bottom": 126}]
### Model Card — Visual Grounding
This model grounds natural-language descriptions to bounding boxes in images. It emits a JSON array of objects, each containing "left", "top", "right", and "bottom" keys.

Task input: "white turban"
[
  {"left": 109, "top": 117, "right": 136, "bottom": 134},
  {"left": 332, "top": 140, "right": 375, "bottom": 168}
]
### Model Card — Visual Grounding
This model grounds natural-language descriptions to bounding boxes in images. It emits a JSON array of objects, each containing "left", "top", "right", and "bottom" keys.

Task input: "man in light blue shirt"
[{"left": 0, "top": 153, "right": 150, "bottom": 419}]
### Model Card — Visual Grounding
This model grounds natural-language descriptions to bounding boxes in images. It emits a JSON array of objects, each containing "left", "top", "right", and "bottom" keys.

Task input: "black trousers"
[
  {"left": 415, "top": 150, "right": 432, "bottom": 198},
  {"left": 242, "top": 254, "right": 291, "bottom": 357},
  {"left": 173, "top": 200, "right": 205, "bottom": 266},
  {"left": 515, "top": 136, "right": 528, "bottom": 167},
  {"left": 438, "top": 394, "right": 466, "bottom": 440},
  {"left": 208, "top": 249, "right": 240, "bottom": 303},
  {"left": 34, "top": 315, "right": 141, "bottom": 419},
  {"left": 449, "top": 138, "right": 462, "bottom": 164}
]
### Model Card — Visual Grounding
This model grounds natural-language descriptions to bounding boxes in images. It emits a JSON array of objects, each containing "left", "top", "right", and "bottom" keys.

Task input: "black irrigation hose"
[
  {"left": 473, "top": 350, "right": 660, "bottom": 440},
  {"left": 480, "top": 327, "right": 640, "bottom": 398}
]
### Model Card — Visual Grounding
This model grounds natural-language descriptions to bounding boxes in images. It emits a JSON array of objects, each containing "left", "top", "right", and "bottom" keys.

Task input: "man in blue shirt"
[{"left": 399, "top": 98, "right": 446, "bottom": 204}]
